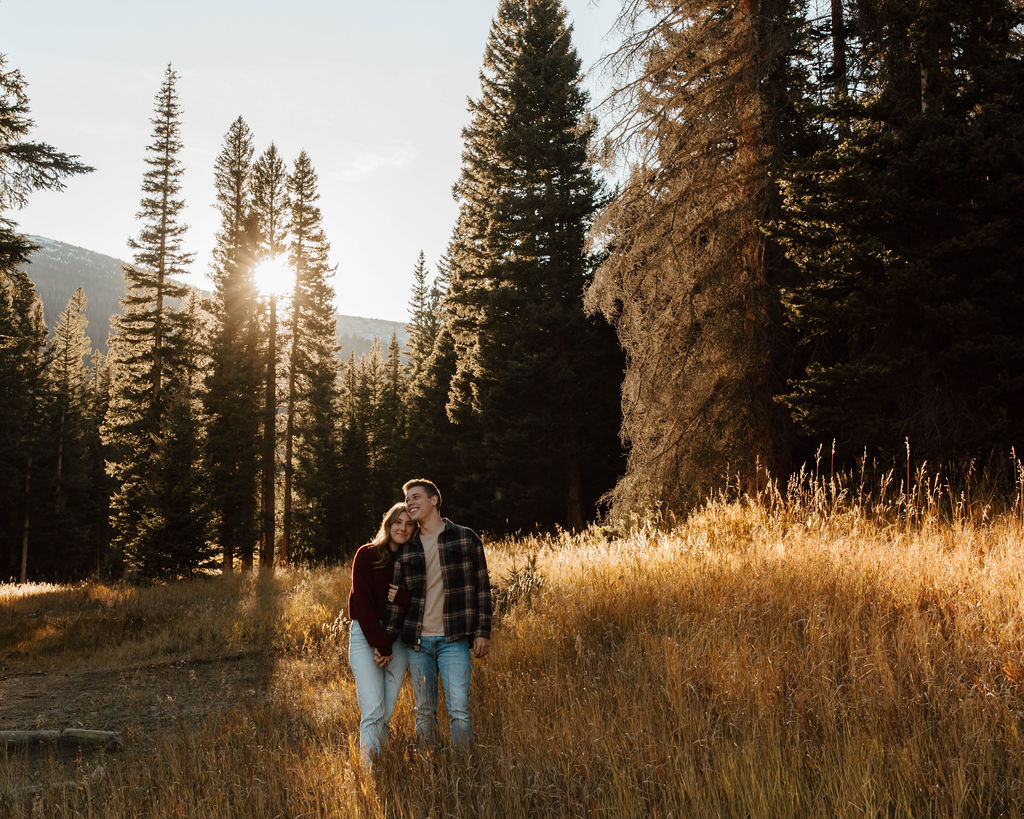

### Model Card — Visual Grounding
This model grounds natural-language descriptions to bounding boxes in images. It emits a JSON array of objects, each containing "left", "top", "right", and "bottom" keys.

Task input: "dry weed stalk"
[{"left": 3, "top": 463, "right": 1023, "bottom": 816}]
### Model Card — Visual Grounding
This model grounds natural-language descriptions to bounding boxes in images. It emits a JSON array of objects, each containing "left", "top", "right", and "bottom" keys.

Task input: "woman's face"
[{"left": 389, "top": 511, "right": 414, "bottom": 548}]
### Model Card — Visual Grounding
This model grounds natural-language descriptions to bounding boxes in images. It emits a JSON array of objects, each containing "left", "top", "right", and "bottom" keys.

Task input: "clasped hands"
[{"left": 384, "top": 583, "right": 491, "bottom": 660}]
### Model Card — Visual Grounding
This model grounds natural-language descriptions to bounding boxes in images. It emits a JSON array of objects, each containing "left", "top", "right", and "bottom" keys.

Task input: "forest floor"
[{"left": 0, "top": 651, "right": 276, "bottom": 792}]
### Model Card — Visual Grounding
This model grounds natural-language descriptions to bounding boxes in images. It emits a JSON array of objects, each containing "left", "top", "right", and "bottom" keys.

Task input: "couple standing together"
[{"left": 347, "top": 478, "right": 492, "bottom": 765}]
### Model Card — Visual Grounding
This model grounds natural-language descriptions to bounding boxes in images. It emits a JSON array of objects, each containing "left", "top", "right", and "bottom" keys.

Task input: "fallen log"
[{"left": 0, "top": 728, "right": 120, "bottom": 748}]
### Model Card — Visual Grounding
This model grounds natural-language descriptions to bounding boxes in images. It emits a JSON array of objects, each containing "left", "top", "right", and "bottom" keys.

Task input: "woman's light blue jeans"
[
  {"left": 348, "top": 620, "right": 408, "bottom": 763},
  {"left": 407, "top": 636, "right": 472, "bottom": 748}
]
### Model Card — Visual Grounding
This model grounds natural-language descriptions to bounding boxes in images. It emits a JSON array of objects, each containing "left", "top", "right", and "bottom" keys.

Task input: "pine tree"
[
  {"left": 336, "top": 352, "right": 373, "bottom": 553},
  {"left": 771, "top": 0, "right": 1024, "bottom": 461},
  {"left": 0, "top": 271, "right": 48, "bottom": 581},
  {"left": 585, "top": 0, "right": 812, "bottom": 514},
  {"left": 378, "top": 332, "right": 405, "bottom": 484},
  {"left": 104, "top": 64, "right": 199, "bottom": 578},
  {"left": 35, "top": 288, "right": 98, "bottom": 578},
  {"left": 286, "top": 151, "right": 342, "bottom": 562},
  {"left": 143, "top": 292, "right": 212, "bottom": 577},
  {"left": 1, "top": 53, "right": 90, "bottom": 581},
  {"left": 252, "top": 143, "right": 290, "bottom": 259},
  {"left": 50, "top": 288, "right": 91, "bottom": 498},
  {"left": 442, "top": 0, "right": 622, "bottom": 531},
  {"left": 355, "top": 336, "right": 406, "bottom": 519},
  {"left": 405, "top": 251, "right": 438, "bottom": 379},
  {"left": 84, "top": 349, "right": 113, "bottom": 576},
  {"left": 402, "top": 325, "right": 463, "bottom": 516},
  {"left": 0, "top": 54, "right": 92, "bottom": 275},
  {"left": 203, "top": 116, "right": 261, "bottom": 572},
  {"left": 251, "top": 142, "right": 291, "bottom": 569}
]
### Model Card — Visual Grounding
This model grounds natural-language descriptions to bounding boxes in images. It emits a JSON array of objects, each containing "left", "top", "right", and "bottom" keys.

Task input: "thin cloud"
[{"left": 333, "top": 143, "right": 419, "bottom": 180}]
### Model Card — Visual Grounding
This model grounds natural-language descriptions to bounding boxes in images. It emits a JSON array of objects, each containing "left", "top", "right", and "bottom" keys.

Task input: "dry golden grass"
[{"left": 3, "top": 468, "right": 1024, "bottom": 817}]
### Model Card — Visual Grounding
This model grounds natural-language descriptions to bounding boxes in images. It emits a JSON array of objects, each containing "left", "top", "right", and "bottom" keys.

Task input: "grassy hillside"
[{"left": 2, "top": 471, "right": 1024, "bottom": 817}]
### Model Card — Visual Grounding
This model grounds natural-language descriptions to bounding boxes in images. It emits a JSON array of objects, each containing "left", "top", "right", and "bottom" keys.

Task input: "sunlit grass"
[{"left": 3, "top": 465, "right": 1024, "bottom": 817}]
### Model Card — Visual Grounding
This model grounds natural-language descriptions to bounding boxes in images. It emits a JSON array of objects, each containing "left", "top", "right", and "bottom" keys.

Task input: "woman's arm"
[{"left": 349, "top": 548, "right": 394, "bottom": 654}]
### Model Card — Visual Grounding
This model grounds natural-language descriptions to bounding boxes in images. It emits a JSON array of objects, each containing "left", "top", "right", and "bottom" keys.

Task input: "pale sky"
[{"left": 3, "top": 0, "right": 621, "bottom": 322}]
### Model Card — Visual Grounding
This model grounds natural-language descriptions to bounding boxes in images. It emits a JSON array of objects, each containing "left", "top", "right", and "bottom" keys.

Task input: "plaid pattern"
[{"left": 385, "top": 518, "right": 492, "bottom": 647}]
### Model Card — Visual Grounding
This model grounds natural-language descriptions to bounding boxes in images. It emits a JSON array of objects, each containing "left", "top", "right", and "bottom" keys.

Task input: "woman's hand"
[{"left": 373, "top": 648, "right": 392, "bottom": 668}]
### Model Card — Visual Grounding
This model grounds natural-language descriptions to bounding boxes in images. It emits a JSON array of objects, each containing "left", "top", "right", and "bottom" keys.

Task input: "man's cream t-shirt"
[{"left": 420, "top": 530, "right": 445, "bottom": 637}]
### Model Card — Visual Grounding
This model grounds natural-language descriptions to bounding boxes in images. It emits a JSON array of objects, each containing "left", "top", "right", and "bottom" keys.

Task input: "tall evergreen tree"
[
  {"left": 144, "top": 292, "right": 212, "bottom": 577},
  {"left": 1, "top": 53, "right": 90, "bottom": 580},
  {"left": 33, "top": 288, "right": 100, "bottom": 578},
  {"left": 442, "top": 0, "right": 622, "bottom": 531},
  {"left": 402, "top": 325, "right": 463, "bottom": 517},
  {"left": 104, "top": 64, "right": 199, "bottom": 578},
  {"left": 0, "top": 271, "right": 47, "bottom": 581},
  {"left": 0, "top": 54, "right": 92, "bottom": 274},
  {"left": 400, "top": 249, "right": 460, "bottom": 501},
  {"left": 286, "top": 151, "right": 342, "bottom": 562},
  {"left": 251, "top": 142, "right": 291, "bottom": 569},
  {"left": 85, "top": 349, "right": 113, "bottom": 576},
  {"left": 252, "top": 144, "right": 290, "bottom": 260},
  {"left": 379, "top": 331, "right": 405, "bottom": 475},
  {"left": 203, "top": 116, "right": 261, "bottom": 572},
  {"left": 50, "top": 289, "right": 91, "bottom": 497},
  {"left": 771, "top": 0, "right": 1024, "bottom": 461},
  {"left": 586, "top": 0, "right": 812, "bottom": 514},
  {"left": 356, "top": 335, "right": 405, "bottom": 519},
  {"left": 405, "top": 251, "right": 440, "bottom": 379},
  {"left": 336, "top": 351, "right": 373, "bottom": 552}
]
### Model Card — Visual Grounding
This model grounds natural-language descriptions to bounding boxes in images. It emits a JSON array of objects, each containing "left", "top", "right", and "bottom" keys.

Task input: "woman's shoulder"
[{"left": 352, "top": 542, "right": 378, "bottom": 564}]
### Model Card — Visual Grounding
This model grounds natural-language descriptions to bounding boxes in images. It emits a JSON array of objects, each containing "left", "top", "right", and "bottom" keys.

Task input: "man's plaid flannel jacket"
[{"left": 384, "top": 518, "right": 492, "bottom": 648}]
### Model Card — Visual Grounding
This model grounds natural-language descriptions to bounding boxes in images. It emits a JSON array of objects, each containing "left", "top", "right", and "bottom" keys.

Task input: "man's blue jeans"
[{"left": 407, "top": 636, "right": 472, "bottom": 748}]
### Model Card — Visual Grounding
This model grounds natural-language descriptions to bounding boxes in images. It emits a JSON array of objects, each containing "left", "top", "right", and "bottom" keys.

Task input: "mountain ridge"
[{"left": 19, "top": 235, "right": 408, "bottom": 359}]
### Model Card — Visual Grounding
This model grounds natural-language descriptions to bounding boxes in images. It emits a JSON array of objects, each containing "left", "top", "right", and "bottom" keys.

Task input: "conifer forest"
[{"left": 3, "top": 0, "right": 1023, "bottom": 583}]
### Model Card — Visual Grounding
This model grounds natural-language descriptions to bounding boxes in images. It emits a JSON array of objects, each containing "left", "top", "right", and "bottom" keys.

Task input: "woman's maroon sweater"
[{"left": 348, "top": 543, "right": 396, "bottom": 655}]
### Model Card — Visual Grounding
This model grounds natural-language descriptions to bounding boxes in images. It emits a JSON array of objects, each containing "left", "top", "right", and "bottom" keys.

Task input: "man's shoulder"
[{"left": 441, "top": 518, "right": 481, "bottom": 543}]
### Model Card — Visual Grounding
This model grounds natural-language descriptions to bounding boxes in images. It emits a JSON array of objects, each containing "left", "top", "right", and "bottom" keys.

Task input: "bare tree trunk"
[
  {"left": 260, "top": 298, "right": 277, "bottom": 570},
  {"left": 831, "top": 0, "right": 851, "bottom": 137},
  {"left": 737, "top": 0, "right": 778, "bottom": 495},
  {"left": 282, "top": 360, "right": 295, "bottom": 566},
  {"left": 20, "top": 451, "right": 31, "bottom": 584},
  {"left": 281, "top": 292, "right": 299, "bottom": 566}
]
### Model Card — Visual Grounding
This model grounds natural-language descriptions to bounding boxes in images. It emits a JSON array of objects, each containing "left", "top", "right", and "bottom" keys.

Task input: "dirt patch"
[
  {"left": 0, "top": 652, "right": 275, "bottom": 735},
  {"left": 0, "top": 652, "right": 279, "bottom": 797}
]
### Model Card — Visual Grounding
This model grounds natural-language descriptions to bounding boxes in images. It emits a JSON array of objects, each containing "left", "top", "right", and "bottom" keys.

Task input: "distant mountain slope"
[{"left": 19, "top": 236, "right": 407, "bottom": 359}]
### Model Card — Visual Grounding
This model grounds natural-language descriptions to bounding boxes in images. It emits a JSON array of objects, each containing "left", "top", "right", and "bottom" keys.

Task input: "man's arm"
[
  {"left": 383, "top": 556, "right": 411, "bottom": 637},
  {"left": 471, "top": 530, "right": 492, "bottom": 657}
]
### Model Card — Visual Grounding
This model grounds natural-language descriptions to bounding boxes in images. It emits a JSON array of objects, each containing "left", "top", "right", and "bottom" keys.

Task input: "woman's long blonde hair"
[{"left": 371, "top": 502, "right": 410, "bottom": 567}]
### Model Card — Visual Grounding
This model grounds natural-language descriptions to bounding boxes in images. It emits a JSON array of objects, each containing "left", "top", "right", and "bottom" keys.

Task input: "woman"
[{"left": 348, "top": 502, "right": 414, "bottom": 764}]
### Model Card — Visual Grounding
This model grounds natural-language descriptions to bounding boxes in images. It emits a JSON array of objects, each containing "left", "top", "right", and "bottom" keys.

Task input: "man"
[{"left": 385, "top": 478, "right": 492, "bottom": 748}]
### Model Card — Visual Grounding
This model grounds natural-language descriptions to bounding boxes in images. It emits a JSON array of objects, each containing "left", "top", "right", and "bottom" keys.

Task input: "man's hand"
[
  {"left": 373, "top": 648, "right": 392, "bottom": 668},
  {"left": 472, "top": 637, "right": 490, "bottom": 659}
]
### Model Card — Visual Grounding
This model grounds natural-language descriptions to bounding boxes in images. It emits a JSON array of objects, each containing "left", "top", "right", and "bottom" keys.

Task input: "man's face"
[{"left": 404, "top": 486, "right": 436, "bottom": 522}]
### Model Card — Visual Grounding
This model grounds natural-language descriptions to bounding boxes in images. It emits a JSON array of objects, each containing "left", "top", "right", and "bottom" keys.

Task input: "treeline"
[
  {"left": 4, "top": 0, "right": 1023, "bottom": 581},
  {"left": 1, "top": 1, "right": 624, "bottom": 582},
  {"left": 587, "top": 0, "right": 1024, "bottom": 512}
]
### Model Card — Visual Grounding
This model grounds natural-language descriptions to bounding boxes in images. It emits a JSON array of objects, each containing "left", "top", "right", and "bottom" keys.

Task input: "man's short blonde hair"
[{"left": 402, "top": 478, "right": 442, "bottom": 510}]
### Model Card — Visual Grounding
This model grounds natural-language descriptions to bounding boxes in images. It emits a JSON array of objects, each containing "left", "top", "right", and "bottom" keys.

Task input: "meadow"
[{"left": 2, "top": 463, "right": 1024, "bottom": 817}]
